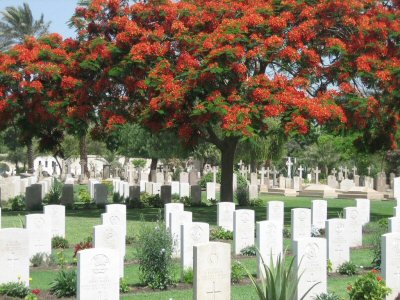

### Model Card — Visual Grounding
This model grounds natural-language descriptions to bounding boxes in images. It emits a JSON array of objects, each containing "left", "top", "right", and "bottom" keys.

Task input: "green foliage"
[
  {"left": 112, "top": 192, "right": 125, "bottom": 204},
  {"left": 140, "top": 193, "right": 163, "bottom": 208},
  {"left": 132, "top": 159, "right": 146, "bottom": 168},
  {"left": 182, "top": 268, "right": 193, "bottom": 284},
  {"left": 231, "top": 261, "right": 246, "bottom": 284},
  {"left": 236, "top": 184, "right": 249, "bottom": 206},
  {"left": 120, "top": 278, "right": 130, "bottom": 293},
  {"left": 0, "top": 281, "right": 30, "bottom": 298},
  {"left": 0, "top": 162, "right": 10, "bottom": 174},
  {"left": 78, "top": 188, "right": 91, "bottom": 205},
  {"left": 250, "top": 198, "right": 264, "bottom": 207},
  {"left": 327, "top": 260, "right": 333, "bottom": 273},
  {"left": 10, "top": 195, "right": 25, "bottom": 211},
  {"left": 102, "top": 180, "right": 113, "bottom": 195},
  {"left": 283, "top": 227, "right": 291, "bottom": 238},
  {"left": 49, "top": 269, "right": 77, "bottom": 298},
  {"left": 240, "top": 245, "right": 257, "bottom": 256},
  {"left": 348, "top": 270, "right": 391, "bottom": 300},
  {"left": 210, "top": 227, "right": 233, "bottom": 240},
  {"left": 136, "top": 221, "right": 175, "bottom": 289},
  {"left": 181, "top": 196, "right": 193, "bottom": 207},
  {"left": 30, "top": 252, "right": 48, "bottom": 267},
  {"left": 337, "top": 261, "right": 358, "bottom": 275},
  {"left": 244, "top": 252, "right": 319, "bottom": 300},
  {"left": 371, "top": 219, "right": 388, "bottom": 269},
  {"left": 314, "top": 292, "right": 341, "bottom": 300},
  {"left": 43, "top": 179, "right": 63, "bottom": 204},
  {"left": 51, "top": 236, "right": 69, "bottom": 249},
  {"left": 199, "top": 170, "right": 220, "bottom": 188}
]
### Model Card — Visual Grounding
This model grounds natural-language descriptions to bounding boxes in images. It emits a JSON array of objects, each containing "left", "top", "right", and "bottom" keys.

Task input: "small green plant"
[
  {"left": 140, "top": 193, "right": 163, "bottom": 208},
  {"left": 44, "top": 179, "right": 63, "bottom": 204},
  {"left": 250, "top": 198, "right": 264, "bottom": 207},
  {"left": 314, "top": 292, "right": 341, "bottom": 300},
  {"left": 0, "top": 281, "right": 30, "bottom": 298},
  {"left": 182, "top": 268, "right": 194, "bottom": 284},
  {"left": 113, "top": 192, "right": 125, "bottom": 204},
  {"left": 231, "top": 261, "right": 246, "bottom": 284},
  {"left": 181, "top": 196, "right": 192, "bottom": 207},
  {"left": 132, "top": 159, "right": 146, "bottom": 168},
  {"left": 55, "top": 250, "right": 67, "bottom": 268},
  {"left": 52, "top": 236, "right": 69, "bottom": 249},
  {"left": 10, "top": 195, "right": 25, "bottom": 211},
  {"left": 136, "top": 221, "right": 175, "bottom": 289},
  {"left": 78, "top": 188, "right": 91, "bottom": 206},
  {"left": 171, "top": 193, "right": 180, "bottom": 202},
  {"left": 30, "top": 252, "right": 48, "bottom": 267},
  {"left": 49, "top": 268, "right": 77, "bottom": 298},
  {"left": 338, "top": 261, "right": 358, "bottom": 275},
  {"left": 210, "top": 227, "right": 233, "bottom": 240},
  {"left": 120, "top": 278, "right": 130, "bottom": 293},
  {"left": 240, "top": 245, "right": 257, "bottom": 256},
  {"left": 347, "top": 269, "right": 391, "bottom": 300},
  {"left": 283, "top": 227, "right": 291, "bottom": 238},
  {"left": 371, "top": 220, "right": 387, "bottom": 269},
  {"left": 235, "top": 184, "right": 249, "bottom": 206},
  {"left": 327, "top": 259, "right": 333, "bottom": 273}
]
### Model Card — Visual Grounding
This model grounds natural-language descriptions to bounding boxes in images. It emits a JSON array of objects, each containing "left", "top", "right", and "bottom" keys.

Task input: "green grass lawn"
[{"left": 1, "top": 191, "right": 395, "bottom": 299}]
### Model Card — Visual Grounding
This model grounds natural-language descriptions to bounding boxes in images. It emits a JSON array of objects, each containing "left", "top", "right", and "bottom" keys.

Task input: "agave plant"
[{"left": 243, "top": 251, "right": 320, "bottom": 300}]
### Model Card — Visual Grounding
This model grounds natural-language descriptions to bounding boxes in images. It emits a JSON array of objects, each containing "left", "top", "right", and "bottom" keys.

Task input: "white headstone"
[
  {"left": 145, "top": 182, "right": 153, "bottom": 195},
  {"left": 164, "top": 203, "right": 184, "bottom": 229},
  {"left": 256, "top": 220, "right": 283, "bottom": 278},
  {"left": 43, "top": 205, "right": 65, "bottom": 238},
  {"left": 326, "top": 218, "right": 350, "bottom": 271},
  {"left": 179, "top": 172, "right": 189, "bottom": 183},
  {"left": 381, "top": 232, "right": 400, "bottom": 300},
  {"left": 206, "top": 182, "right": 216, "bottom": 200},
  {"left": 217, "top": 202, "right": 235, "bottom": 231},
  {"left": 394, "top": 177, "right": 400, "bottom": 199},
  {"left": 25, "top": 214, "right": 52, "bottom": 258},
  {"left": 291, "top": 208, "right": 311, "bottom": 241},
  {"left": 171, "top": 181, "right": 180, "bottom": 195},
  {"left": 101, "top": 213, "right": 126, "bottom": 258},
  {"left": 139, "top": 180, "right": 146, "bottom": 192},
  {"left": 233, "top": 209, "right": 255, "bottom": 255},
  {"left": 355, "top": 198, "right": 370, "bottom": 225},
  {"left": 311, "top": 200, "right": 327, "bottom": 230},
  {"left": 180, "top": 182, "right": 190, "bottom": 198},
  {"left": 193, "top": 242, "right": 230, "bottom": 300},
  {"left": 77, "top": 248, "right": 119, "bottom": 300},
  {"left": 389, "top": 217, "right": 400, "bottom": 233},
  {"left": 267, "top": 201, "right": 284, "bottom": 228},
  {"left": 395, "top": 206, "right": 400, "bottom": 217},
  {"left": 248, "top": 184, "right": 258, "bottom": 200},
  {"left": 181, "top": 222, "right": 209, "bottom": 270},
  {"left": 0, "top": 228, "right": 30, "bottom": 285},
  {"left": 170, "top": 211, "right": 192, "bottom": 258},
  {"left": 343, "top": 207, "right": 363, "bottom": 247},
  {"left": 294, "top": 238, "right": 327, "bottom": 300},
  {"left": 105, "top": 204, "right": 127, "bottom": 237}
]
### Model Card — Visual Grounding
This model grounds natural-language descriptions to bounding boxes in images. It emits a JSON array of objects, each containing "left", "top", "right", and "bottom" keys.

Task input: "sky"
[{"left": 0, "top": 0, "right": 79, "bottom": 39}]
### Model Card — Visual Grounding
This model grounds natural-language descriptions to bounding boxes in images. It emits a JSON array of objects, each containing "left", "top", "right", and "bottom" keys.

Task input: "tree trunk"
[
  {"left": 27, "top": 139, "right": 34, "bottom": 174},
  {"left": 79, "top": 134, "right": 89, "bottom": 179},
  {"left": 220, "top": 137, "right": 239, "bottom": 202},
  {"left": 250, "top": 160, "right": 257, "bottom": 173},
  {"left": 148, "top": 158, "right": 158, "bottom": 181}
]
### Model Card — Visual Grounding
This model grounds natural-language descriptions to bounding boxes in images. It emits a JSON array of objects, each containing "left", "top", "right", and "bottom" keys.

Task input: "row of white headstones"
[{"left": 0, "top": 199, "right": 400, "bottom": 300}]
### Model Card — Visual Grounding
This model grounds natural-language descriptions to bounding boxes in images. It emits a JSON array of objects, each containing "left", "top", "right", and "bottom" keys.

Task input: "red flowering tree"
[{"left": 69, "top": 0, "right": 398, "bottom": 202}]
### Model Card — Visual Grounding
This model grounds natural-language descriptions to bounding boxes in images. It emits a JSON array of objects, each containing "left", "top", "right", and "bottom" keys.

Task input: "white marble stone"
[
  {"left": 170, "top": 211, "right": 192, "bottom": 258},
  {"left": 311, "top": 200, "right": 327, "bottom": 229},
  {"left": 179, "top": 172, "right": 189, "bottom": 183},
  {"left": 291, "top": 208, "right": 311, "bottom": 241},
  {"left": 25, "top": 214, "right": 52, "bottom": 258},
  {"left": 164, "top": 203, "right": 184, "bottom": 230},
  {"left": 180, "top": 182, "right": 190, "bottom": 198},
  {"left": 343, "top": 207, "right": 363, "bottom": 247},
  {"left": 206, "top": 182, "right": 216, "bottom": 200},
  {"left": 248, "top": 184, "right": 258, "bottom": 200},
  {"left": 145, "top": 182, "right": 153, "bottom": 195},
  {"left": 382, "top": 233, "right": 400, "bottom": 300},
  {"left": 106, "top": 204, "right": 127, "bottom": 237},
  {"left": 256, "top": 220, "right": 283, "bottom": 278},
  {"left": 193, "top": 242, "right": 230, "bottom": 300},
  {"left": 394, "top": 177, "right": 400, "bottom": 199},
  {"left": 394, "top": 206, "right": 399, "bottom": 217},
  {"left": 43, "top": 205, "right": 65, "bottom": 238},
  {"left": 356, "top": 198, "right": 370, "bottom": 225},
  {"left": 101, "top": 213, "right": 126, "bottom": 258},
  {"left": 77, "top": 248, "right": 119, "bottom": 300},
  {"left": 171, "top": 181, "right": 180, "bottom": 195},
  {"left": 267, "top": 201, "right": 284, "bottom": 228},
  {"left": 294, "top": 238, "right": 327, "bottom": 300},
  {"left": 217, "top": 202, "right": 235, "bottom": 231},
  {"left": 0, "top": 228, "right": 30, "bottom": 285},
  {"left": 389, "top": 217, "right": 400, "bottom": 233},
  {"left": 139, "top": 180, "right": 146, "bottom": 192},
  {"left": 181, "top": 222, "right": 209, "bottom": 270},
  {"left": 326, "top": 218, "right": 350, "bottom": 271},
  {"left": 233, "top": 209, "right": 255, "bottom": 255}
]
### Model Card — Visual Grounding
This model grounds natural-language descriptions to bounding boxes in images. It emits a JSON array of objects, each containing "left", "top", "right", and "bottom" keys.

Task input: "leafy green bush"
[
  {"left": 120, "top": 278, "right": 130, "bottom": 293},
  {"left": 30, "top": 252, "right": 48, "bottom": 267},
  {"left": 249, "top": 198, "right": 264, "bottom": 207},
  {"left": 199, "top": 170, "right": 221, "bottom": 188},
  {"left": 136, "top": 222, "right": 175, "bottom": 289},
  {"left": 348, "top": 269, "right": 391, "bottom": 300},
  {"left": 231, "top": 261, "right": 246, "bottom": 284},
  {"left": 140, "top": 193, "right": 163, "bottom": 208},
  {"left": 210, "top": 227, "right": 233, "bottom": 240},
  {"left": 132, "top": 159, "right": 146, "bottom": 168},
  {"left": 0, "top": 282, "right": 30, "bottom": 298},
  {"left": 181, "top": 196, "right": 192, "bottom": 207},
  {"left": 102, "top": 180, "right": 114, "bottom": 195},
  {"left": 236, "top": 184, "right": 249, "bottom": 206},
  {"left": 182, "top": 268, "right": 193, "bottom": 284},
  {"left": 240, "top": 245, "right": 257, "bottom": 256},
  {"left": 44, "top": 179, "right": 63, "bottom": 204},
  {"left": 171, "top": 193, "right": 180, "bottom": 202},
  {"left": 10, "top": 195, "right": 25, "bottom": 211},
  {"left": 49, "top": 269, "right": 77, "bottom": 298},
  {"left": 371, "top": 219, "right": 387, "bottom": 269},
  {"left": 112, "top": 192, "right": 125, "bottom": 204},
  {"left": 314, "top": 292, "right": 341, "bottom": 300},
  {"left": 52, "top": 236, "right": 69, "bottom": 249},
  {"left": 283, "top": 227, "right": 291, "bottom": 238},
  {"left": 78, "top": 188, "right": 91, "bottom": 205},
  {"left": 338, "top": 261, "right": 358, "bottom": 275}
]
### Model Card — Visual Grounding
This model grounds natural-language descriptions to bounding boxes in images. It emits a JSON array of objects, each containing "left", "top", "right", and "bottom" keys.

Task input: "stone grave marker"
[
  {"left": 217, "top": 202, "right": 235, "bottom": 231},
  {"left": 180, "top": 172, "right": 189, "bottom": 183},
  {"left": 171, "top": 181, "right": 180, "bottom": 195},
  {"left": 60, "top": 184, "right": 74, "bottom": 207},
  {"left": 0, "top": 228, "right": 30, "bottom": 285},
  {"left": 233, "top": 209, "right": 255, "bottom": 255},
  {"left": 44, "top": 205, "right": 66, "bottom": 238},
  {"left": 145, "top": 182, "right": 153, "bottom": 195},
  {"left": 94, "top": 184, "right": 108, "bottom": 208},
  {"left": 189, "top": 170, "right": 200, "bottom": 186},
  {"left": 394, "top": 177, "right": 400, "bottom": 199},
  {"left": 381, "top": 232, "right": 400, "bottom": 300},
  {"left": 279, "top": 175, "right": 285, "bottom": 189},
  {"left": 355, "top": 198, "right": 370, "bottom": 225},
  {"left": 191, "top": 185, "right": 202, "bottom": 205},
  {"left": 180, "top": 182, "right": 190, "bottom": 198},
  {"left": 326, "top": 218, "right": 349, "bottom": 272},
  {"left": 250, "top": 173, "right": 258, "bottom": 186},
  {"left": 291, "top": 208, "right": 311, "bottom": 241},
  {"left": 106, "top": 204, "right": 127, "bottom": 237},
  {"left": 340, "top": 179, "right": 355, "bottom": 192},
  {"left": 170, "top": 211, "right": 192, "bottom": 258},
  {"left": 156, "top": 172, "right": 164, "bottom": 184},
  {"left": 77, "top": 248, "right": 119, "bottom": 300},
  {"left": 181, "top": 222, "right": 209, "bottom": 270},
  {"left": 101, "top": 212, "right": 126, "bottom": 258},
  {"left": 293, "top": 176, "right": 302, "bottom": 191},
  {"left": 311, "top": 200, "right": 327, "bottom": 230},
  {"left": 395, "top": 206, "right": 400, "bottom": 217},
  {"left": 161, "top": 185, "right": 172, "bottom": 204},
  {"left": 294, "top": 237, "right": 327, "bottom": 299},
  {"left": 206, "top": 182, "right": 216, "bottom": 200},
  {"left": 193, "top": 242, "right": 230, "bottom": 300},
  {"left": 25, "top": 214, "right": 51, "bottom": 258},
  {"left": 267, "top": 201, "right": 284, "bottom": 228},
  {"left": 327, "top": 175, "right": 338, "bottom": 189},
  {"left": 164, "top": 203, "right": 184, "bottom": 230},
  {"left": 248, "top": 184, "right": 258, "bottom": 200},
  {"left": 389, "top": 217, "right": 400, "bottom": 233},
  {"left": 128, "top": 185, "right": 140, "bottom": 207},
  {"left": 343, "top": 207, "right": 363, "bottom": 247},
  {"left": 25, "top": 184, "right": 42, "bottom": 210}
]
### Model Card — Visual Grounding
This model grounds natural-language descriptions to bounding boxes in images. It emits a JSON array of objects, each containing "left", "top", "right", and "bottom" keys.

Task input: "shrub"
[
  {"left": 0, "top": 282, "right": 30, "bottom": 298},
  {"left": 240, "top": 245, "right": 257, "bottom": 256},
  {"left": 132, "top": 159, "right": 146, "bottom": 168},
  {"left": 120, "top": 278, "right": 130, "bottom": 293},
  {"left": 136, "top": 222, "right": 175, "bottom": 289},
  {"left": 44, "top": 179, "right": 63, "bottom": 204},
  {"left": 78, "top": 188, "right": 91, "bottom": 205},
  {"left": 283, "top": 227, "right": 291, "bottom": 238},
  {"left": 73, "top": 237, "right": 93, "bottom": 258},
  {"left": 249, "top": 198, "right": 264, "bottom": 207},
  {"left": 171, "top": 193, "right": 180, "bottom": 202},
  {"left": 102, "top": 180, "right": 113, "bottom": 195},
  {"left": 140, "top": 193, "right": 163, "bottom": 208},
  {"left": 236, "top": 184, "right": 249, "bottom": 206},
  {"left": 113, "top": 192, "right": 125, "bottom": 204},
  {"left": 10, "top": 195, "right": 25, "bottom": 211},
  {"left": 231, "top": 261, "right": 246, "bottom": 284},
  {"left": 49, "top": 269, "right": 77, "bottom": 298},
  {"left": 199, "top": 170, "right": 221, "bottom": 188},
  {"left": 314, "top": 292, "right": 341, "bottom": 300},
  {"left": 181, "top": 196, "right": 192, "bottom": 207},
  {"left": 30, "top": 252, "right": 48, "bottom": 267},
  {"left": 347, "top": 269, "right": 391, "bottom": 300},
  {"left": 371, "top": 219, "right": 387, "bottom": 269},
  {"left": 182, "top": 268, "right": 194, "bottom": 284},
  {"left": 52, "top": 236, "right": 69, "bottom": 249},
  {"left": 338, "top": 261, "right": 358, "bottom": 275},
  {"left": 210, "top": 227, "right": 233, "bottom": 240}
]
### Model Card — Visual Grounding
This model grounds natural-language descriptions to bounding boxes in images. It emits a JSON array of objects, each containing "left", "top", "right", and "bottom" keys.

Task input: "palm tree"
[{"left": 0, "top": 2, "right": 50, "bottom": 50}]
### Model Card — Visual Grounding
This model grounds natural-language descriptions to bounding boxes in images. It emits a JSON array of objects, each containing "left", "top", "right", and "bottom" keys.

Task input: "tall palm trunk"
[
  {"left": 27, "top": 138, "right": 34, "bottom": 174},
  {"left": 79, "top": 134, "right": 89, "bottom": 179}
]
